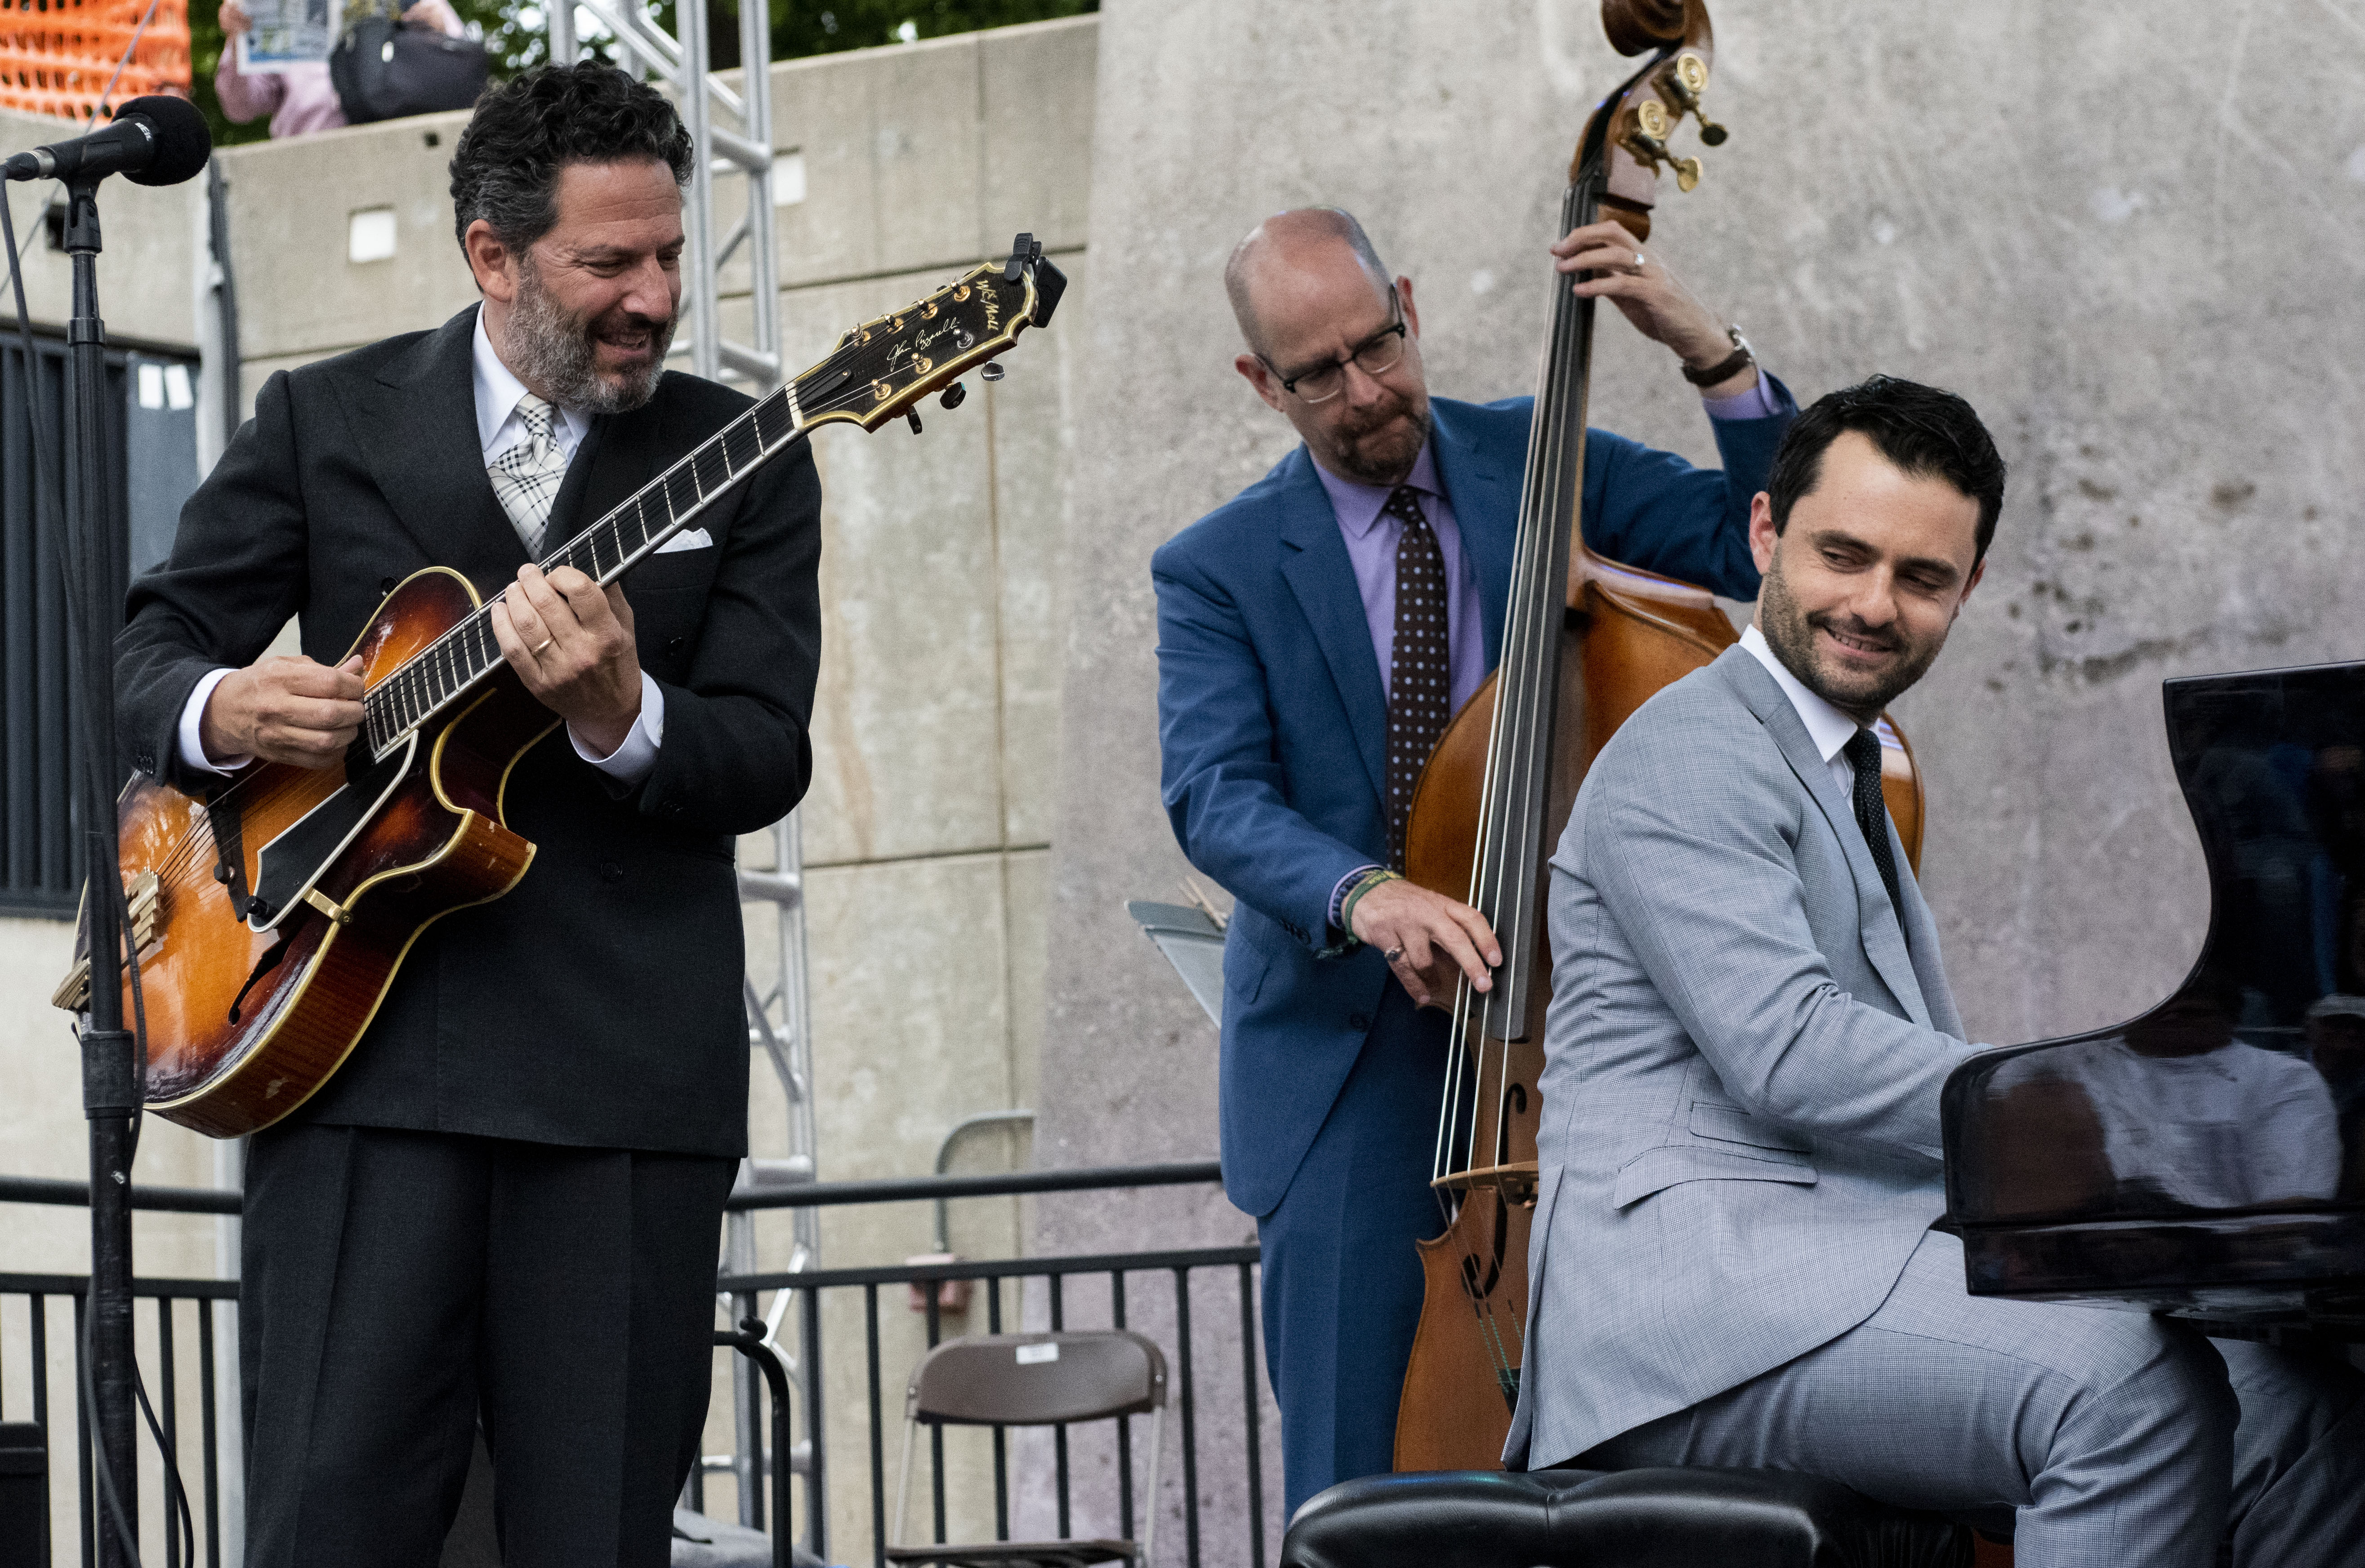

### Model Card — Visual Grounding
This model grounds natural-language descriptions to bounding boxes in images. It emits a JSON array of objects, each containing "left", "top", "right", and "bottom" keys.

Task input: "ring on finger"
[
  {"left": 1384, "top": 947, "right": 1404, "bottom": 962},
  {"left": 531, "top": 637, "right": 554, "bottom": 656},
  {"left": 1631, "top": 250, "right": 1647, "bottom": 272}
]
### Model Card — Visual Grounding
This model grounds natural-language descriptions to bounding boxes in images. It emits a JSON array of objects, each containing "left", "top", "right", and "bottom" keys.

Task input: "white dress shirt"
[
  {"left": 1738, "top": 621, "right": 1861, "bottom": 802},
  {"left": 178, "top": 309, "right": 665, "bottom": 784}
]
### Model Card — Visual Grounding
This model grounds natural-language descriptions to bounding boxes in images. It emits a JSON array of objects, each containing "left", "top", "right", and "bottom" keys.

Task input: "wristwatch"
[{"left": 1682, "top": 325, "right": 1755, "bottom": 388}]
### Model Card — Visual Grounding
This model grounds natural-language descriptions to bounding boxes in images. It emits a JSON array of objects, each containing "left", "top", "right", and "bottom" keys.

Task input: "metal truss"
[
  {"left": 551, "top": 1, "right": 812, "bottom": 1531},
  {"left": 550, "top": 0, "right": 782, "bottom": 388}
]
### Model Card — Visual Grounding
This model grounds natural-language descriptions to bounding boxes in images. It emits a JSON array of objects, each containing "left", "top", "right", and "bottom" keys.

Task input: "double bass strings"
[{"left": 1437, "top": 173, "right": 1599, "bottom": 1190}]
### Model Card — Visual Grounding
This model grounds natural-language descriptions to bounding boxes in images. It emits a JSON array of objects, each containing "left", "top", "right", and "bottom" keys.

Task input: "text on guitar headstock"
[{"left": 794, "top": 232, "right": 1066, "bottom": 435}]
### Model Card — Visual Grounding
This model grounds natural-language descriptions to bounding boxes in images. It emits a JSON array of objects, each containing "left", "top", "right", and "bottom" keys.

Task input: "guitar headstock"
[
  {"left": 1577, "top": 0, "right": 1728, "bottom": 241},
  {"left": 794, "top": 232, "right": 1066, "bottom": 433}
]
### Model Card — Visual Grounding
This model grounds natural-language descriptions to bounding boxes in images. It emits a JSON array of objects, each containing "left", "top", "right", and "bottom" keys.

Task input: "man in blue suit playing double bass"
[{"left": 1153, "top": 206, "right": 1797, "bottom": 1514}]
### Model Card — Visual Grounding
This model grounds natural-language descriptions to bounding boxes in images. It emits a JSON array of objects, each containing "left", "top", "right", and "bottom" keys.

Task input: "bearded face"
[
  {"left": 1755, "top": 540, "right": 1950, "bottom": 720},
  {"left": 1745, "top": 430, "right": 1987, "bottom": 725},
  {"left": 504, "top": 249, "right": 676, "bottom": 416}
]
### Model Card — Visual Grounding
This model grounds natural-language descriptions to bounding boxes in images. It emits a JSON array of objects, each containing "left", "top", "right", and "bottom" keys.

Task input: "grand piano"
[{"left": 1943, "top": 660, "right": 2365, "bottom": 1340}]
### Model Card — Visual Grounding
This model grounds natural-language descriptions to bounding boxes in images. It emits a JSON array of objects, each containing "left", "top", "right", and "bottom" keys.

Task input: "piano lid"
[{"left": 1941, "top": 659, "right": 2365, "bottom": 1334}]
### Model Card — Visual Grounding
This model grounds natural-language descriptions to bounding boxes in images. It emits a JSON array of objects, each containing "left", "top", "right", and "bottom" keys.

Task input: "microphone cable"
[{"left": 1, "top": 179, "right": 194, "bottom": 1568}]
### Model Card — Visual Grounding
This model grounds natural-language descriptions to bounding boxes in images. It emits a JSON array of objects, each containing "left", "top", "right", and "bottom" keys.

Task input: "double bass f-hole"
[{"left": 1498, "top": 1082, "right": 1528, "bottom": 1167}]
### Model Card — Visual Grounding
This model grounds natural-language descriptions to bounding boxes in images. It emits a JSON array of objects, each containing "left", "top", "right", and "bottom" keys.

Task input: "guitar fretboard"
[{"left": 359, "top": 385, "right": 803, "bottom": 759}]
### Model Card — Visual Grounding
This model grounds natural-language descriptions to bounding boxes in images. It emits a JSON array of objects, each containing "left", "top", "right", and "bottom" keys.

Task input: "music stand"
[{"left": 1124, "top": 900, "right": 1226, "bottom": 1026}]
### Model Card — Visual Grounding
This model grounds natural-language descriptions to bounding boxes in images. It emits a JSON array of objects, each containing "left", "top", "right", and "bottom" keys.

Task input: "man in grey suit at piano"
[{"left": 1507, "top": 375, "right": 2364, "bottom": 1565}]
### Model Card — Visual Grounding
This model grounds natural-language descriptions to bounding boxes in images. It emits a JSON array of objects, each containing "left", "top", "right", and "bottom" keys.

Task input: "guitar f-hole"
[{"left": 226, "top": 931, "right": 295, "bottom": 1025}]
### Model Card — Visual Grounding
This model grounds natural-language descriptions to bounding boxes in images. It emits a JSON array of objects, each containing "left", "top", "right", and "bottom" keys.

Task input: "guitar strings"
[{"left": 121, "top": 371, "right": 901, "bottom": 891}]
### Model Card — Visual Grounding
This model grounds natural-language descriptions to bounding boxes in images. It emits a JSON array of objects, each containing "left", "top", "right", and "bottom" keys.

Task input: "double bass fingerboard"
[{"left": 358, "top": 386, "right": 803, "bottom": 761}]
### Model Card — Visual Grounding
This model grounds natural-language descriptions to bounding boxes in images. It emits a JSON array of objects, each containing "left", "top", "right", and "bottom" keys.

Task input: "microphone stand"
[{"left": 62, "top": 170, "right": 141, "bottom": 1568}]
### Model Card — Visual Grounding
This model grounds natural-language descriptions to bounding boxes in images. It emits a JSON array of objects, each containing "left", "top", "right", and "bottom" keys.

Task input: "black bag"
[{"left": 329, "top": 16, "right": 489, "bottom": 125}]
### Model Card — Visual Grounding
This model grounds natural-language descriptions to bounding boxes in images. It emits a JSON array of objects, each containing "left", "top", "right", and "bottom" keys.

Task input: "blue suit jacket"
[{"left": 1152, "top": 391, "right": 1795, "bottom": 1218}]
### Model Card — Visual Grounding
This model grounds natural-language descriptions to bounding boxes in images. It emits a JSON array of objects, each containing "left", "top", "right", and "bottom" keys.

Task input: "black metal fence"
[
  {"left": 0, "top": 1163, "right": 1271, "bottom": 1568},
  {"left": 0, "top": 1273, "right": 235, "bottom": 1568}
]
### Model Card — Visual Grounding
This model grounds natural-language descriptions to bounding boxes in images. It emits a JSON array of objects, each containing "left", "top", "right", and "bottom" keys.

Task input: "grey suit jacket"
[{"left": 1505, "top": 645, "right": 1983, "bottom": 1469}]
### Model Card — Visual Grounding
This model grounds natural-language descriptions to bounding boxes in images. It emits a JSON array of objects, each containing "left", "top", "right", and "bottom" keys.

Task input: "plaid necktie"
[
  {"left": 1384, "top": 486, "right": 1453, "bottom": 867},
  {"left": 1843, "top": 729, "right": 1904, "bottom": 913},
  {"left": 487, "top": 393, "right": 567, "bottom": 556}
]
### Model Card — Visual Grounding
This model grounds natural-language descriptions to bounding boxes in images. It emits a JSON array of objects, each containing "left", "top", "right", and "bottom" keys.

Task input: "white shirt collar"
[
  {"left": 1740, "top": 621, "right": 1862, "bottom": 768},
  {"left": 471, "top": 306, "right": 590, "bottom": 458}
]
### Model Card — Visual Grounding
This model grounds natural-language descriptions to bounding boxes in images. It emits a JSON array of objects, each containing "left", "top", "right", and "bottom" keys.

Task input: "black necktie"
[
  {"left": 1385, "top": 486, "right": 1452, "bottom": 867},
  {"left": 1843, "top": 729, "right": 1903, "bottom": 913}
]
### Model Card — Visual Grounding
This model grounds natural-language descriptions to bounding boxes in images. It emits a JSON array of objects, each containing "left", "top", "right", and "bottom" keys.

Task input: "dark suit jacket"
[
  {"left": 115, "top": 306, "right": 823, "bottom": 1158},
  {"left": 1152, "top": 391, "right": 1794, "bottom": 1218}
]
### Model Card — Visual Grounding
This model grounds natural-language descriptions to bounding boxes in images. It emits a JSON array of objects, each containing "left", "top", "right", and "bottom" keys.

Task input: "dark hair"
[
  {"left": 1767, "top": 375, "right": 2008, "bottom": 561},
  {"left": 448, "top": 61, "right": 694, "bottom": 254}
]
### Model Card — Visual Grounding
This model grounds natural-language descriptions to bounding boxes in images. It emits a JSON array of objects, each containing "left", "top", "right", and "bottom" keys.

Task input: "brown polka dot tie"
[{"left": 1385, "top": 486, "right": 1452, "bottom": 868}]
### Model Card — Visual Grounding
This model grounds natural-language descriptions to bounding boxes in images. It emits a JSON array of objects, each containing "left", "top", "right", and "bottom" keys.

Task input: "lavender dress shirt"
[{"left": 1320, "top": 376, "right": 1783, "bottom": 932}]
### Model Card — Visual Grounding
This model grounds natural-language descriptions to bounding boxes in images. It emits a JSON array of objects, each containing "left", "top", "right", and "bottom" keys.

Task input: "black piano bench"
[{"left": 1280, "top": 1467, "right": 1974, "bottom": 1568}]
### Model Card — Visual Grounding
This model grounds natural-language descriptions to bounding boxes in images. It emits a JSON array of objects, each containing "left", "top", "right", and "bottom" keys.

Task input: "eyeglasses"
[{"left": 1263, "top": 286, "right": 1409, "bottom": 404}]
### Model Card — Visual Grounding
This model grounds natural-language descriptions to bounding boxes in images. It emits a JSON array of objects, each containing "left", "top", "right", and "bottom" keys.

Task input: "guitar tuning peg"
[
  {"left": 940, "top": 382, "right": 968, "bottom": 410},
  {"left": 981, "top": 361, "right": 1006, "bottom": 383},
  {"left": 905, "top": 410, "right": 923, "bottom": 435}
]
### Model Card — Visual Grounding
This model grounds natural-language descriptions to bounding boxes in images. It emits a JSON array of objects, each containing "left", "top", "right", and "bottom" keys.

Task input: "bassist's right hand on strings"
[
  {"left": 200, "top": 654, "right": 367, "bottom": 769},
  {"left": 1350, "top": 879, "right": 1502, "bottom": 1011}
]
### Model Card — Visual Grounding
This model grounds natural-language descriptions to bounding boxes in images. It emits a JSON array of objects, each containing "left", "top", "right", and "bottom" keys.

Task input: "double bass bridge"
[{"left": 1432, "top": 1159, "right": 1540, "bottom": 1207}]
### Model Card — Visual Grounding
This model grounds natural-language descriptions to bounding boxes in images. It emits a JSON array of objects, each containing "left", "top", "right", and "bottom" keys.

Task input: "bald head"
[
  {"left": 1225, "top": 207, "right": 1393, "bottom": 357},
  {"left": 1226, "top": 208, "right": 1431, "bottom": 487}
]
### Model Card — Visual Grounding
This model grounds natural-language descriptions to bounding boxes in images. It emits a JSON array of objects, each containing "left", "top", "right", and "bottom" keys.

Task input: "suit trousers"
[
  {"left": 1580, "top": 1229, "right": 2365, "bottom": 1568},
  {"left": 239, "top": 1122, "right": 739, "bottom": 1568},
  {"left": 1258, "top": 978, "right": 1449, "bottom": 1519}
]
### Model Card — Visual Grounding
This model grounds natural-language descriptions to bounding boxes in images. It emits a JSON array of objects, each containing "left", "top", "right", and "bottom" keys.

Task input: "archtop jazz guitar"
[{"left": 55, "top": 236, "right": 1065, "bottom": 1138}]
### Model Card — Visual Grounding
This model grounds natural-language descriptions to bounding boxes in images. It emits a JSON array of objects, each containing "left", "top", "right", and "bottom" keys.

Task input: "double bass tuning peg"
[
  {"left": 1657, "top": 51, "right": 1728, "bottom": 146},
  {"left": 1628, "top": 97, "right": 1705, "bottom": 194}
]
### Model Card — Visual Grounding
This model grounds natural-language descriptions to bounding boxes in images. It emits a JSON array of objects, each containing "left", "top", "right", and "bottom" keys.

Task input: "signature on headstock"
[{"left": 804, "top": 238, "right": 1054, "bottom": 432}]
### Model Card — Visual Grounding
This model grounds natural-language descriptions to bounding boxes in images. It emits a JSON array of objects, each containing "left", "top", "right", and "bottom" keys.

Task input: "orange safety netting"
[{"left": 0, "top": 0, "right": 190, "bottom": 122}]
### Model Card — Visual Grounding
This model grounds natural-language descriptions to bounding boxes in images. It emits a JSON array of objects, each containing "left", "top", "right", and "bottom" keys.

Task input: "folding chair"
[{"left": 888, "top": 1330, "right": 1168, "bottom": 1568}]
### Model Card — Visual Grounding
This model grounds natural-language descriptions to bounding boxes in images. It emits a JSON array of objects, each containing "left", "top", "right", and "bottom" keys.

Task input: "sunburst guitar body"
[{"left": 113, "top": 570, "right": 548, "bottom": 1136}]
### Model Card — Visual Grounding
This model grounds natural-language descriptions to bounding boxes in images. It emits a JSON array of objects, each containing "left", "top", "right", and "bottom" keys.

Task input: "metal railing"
[
  {"left": 0, "top": 1273, "right": 236, "bottom": 1568},
  {"left": 1, "top": 1161, "right": 1270, "bottom": 1568}
]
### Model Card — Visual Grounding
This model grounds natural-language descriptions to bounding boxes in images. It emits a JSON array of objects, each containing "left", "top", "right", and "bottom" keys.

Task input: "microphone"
[{"left": 4, "top": 94, "right": 211, "bottom": 187}]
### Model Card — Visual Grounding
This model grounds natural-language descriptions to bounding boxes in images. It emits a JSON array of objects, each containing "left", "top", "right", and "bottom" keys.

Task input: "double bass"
[{"left": 1392, "top": 0, "right": 1930, "bottom": 1470}]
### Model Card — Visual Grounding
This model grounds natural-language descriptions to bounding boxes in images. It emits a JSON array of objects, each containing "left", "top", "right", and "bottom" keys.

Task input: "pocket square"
[{"left": 653, "top": 528, "right": 714, "bottom": 554}]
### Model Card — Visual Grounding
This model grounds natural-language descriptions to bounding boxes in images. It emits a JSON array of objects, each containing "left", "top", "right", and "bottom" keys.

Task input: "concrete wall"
[
  {"left": 0, "top": 18, "right": 1095, "bottom": 1563},
  {"left": 15, "top": 0, "right": 2357, "bottom": 1557},
  {"left": 1038, "top": 0, "right": 2365, "bottom": 1552}
]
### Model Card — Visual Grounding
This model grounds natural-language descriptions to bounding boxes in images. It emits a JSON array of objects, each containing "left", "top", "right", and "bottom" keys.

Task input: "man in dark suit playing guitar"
[{"left": 115, "top": 62, "right": 821, "bottom": 1567}]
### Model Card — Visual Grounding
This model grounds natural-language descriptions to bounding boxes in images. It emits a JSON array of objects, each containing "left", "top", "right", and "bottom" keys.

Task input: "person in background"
[{"left": 215, "top": 0, "right": 463, "bottom": 139}]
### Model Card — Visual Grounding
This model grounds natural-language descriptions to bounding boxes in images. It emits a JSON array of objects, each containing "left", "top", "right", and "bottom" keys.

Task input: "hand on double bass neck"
[
  {"left": 1349, "top": 878, "right": 1503, "bottom": 1010},
  {"left": 490, "top": 562, "right": 645, "bottom": 757},
  {"left": 1550, "top": 219, "right": 1758, "bottom": 399},
  {"left": 199, "top": 654, "right": 367, "bottom": 769}
]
